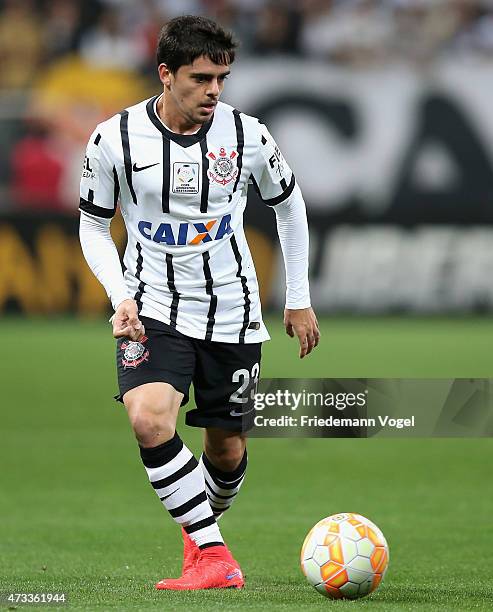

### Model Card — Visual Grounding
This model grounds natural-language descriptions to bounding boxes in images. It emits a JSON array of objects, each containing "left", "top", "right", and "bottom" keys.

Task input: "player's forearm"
[
  {"left": 274, "top": 183, "right": 311, "bottom": 309},
  {"left": 79, "top": 211, "right": 131, "bottom": 310}
]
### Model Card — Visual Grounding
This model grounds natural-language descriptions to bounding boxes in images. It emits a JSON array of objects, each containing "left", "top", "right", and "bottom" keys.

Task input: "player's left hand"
[{"left": 284, "top": 307, "right": 320, "bottom": 359}]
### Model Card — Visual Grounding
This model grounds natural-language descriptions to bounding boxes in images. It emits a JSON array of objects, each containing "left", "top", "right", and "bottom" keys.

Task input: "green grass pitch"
[{"left": 1, "top": 316, "right": 493, "bottom": 610}]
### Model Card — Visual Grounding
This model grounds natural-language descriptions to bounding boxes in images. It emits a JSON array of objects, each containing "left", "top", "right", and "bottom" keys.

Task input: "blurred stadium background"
[
  {"left": 2, "top": 0, "right": 493, "bottom": 314},
  {"left": 2, "top": 1, "right": 493, "bottom": 609}
]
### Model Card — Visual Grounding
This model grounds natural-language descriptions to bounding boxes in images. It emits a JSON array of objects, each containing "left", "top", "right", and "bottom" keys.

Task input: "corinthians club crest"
[
  {"left": 121, "top": 336, "right": 149, "bottom": 369},
  {"left": 207, "top": 147, "right": 238, "bottom": 186}
]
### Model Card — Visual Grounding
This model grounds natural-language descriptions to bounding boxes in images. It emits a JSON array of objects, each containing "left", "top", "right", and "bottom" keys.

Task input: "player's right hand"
[{"left": 112, "top": 299, "right": 145, "bottom": 341}]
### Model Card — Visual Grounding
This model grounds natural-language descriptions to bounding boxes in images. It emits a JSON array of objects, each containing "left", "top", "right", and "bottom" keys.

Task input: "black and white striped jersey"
[{"left": 80, "top": 95, "right": 297, "bottom": 343}]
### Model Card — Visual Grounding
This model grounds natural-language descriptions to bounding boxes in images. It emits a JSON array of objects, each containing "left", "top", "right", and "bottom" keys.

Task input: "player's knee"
[
  {"left": 205, "top": 443, "right": 245, "bottom": 473},
  {"left": 126, "top": 397, "right": 175, "bottom": 446},
  {"left": 130, "top": 410, "right": 175, "bottom": 446}
]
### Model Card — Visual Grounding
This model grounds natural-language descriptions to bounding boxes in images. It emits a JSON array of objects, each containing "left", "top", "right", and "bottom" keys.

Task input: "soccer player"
[{"left": 79, "top": 15, "right": 319, "bottom": 591}]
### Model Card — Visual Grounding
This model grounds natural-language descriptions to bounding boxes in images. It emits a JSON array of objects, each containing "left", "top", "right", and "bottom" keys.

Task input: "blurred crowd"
[
  {"left": 2, "top": 0, "right": 493, "bottom": 212},
  {"left": 3, "top": 0, "right": 493, "bottom": 82}
]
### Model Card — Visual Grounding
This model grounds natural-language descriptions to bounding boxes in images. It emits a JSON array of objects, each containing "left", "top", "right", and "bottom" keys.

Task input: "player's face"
[{"left": 160, "top": 56, "right": 230, "bottom": 126}]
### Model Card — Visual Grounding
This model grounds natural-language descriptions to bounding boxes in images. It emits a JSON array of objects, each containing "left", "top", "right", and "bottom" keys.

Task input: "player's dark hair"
[{"left": 157, "top": 15, "right": 237, "bottom": 73}]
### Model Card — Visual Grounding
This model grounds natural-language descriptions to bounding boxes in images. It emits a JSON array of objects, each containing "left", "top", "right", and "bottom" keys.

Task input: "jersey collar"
[{"left": 146, "top": 94, "right": 214, "bottom": 147}]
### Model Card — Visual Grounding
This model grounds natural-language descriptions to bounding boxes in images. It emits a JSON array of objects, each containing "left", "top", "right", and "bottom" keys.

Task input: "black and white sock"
[
  {"left": 200, "top": 450, "right": 248, "bottom": 520},
  {"left": 140, "top": 432, "right": 224, "bottom": 548}
]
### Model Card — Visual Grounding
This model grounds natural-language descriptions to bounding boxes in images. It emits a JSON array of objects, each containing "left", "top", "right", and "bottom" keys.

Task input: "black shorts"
[{"left": 116, "top": 316, "right": 262, "bottom": 432}]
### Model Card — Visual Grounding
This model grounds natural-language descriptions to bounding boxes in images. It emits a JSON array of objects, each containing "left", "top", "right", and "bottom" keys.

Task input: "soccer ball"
[{"left": 300, "top": 513, "right": 389, "bottom": 599}]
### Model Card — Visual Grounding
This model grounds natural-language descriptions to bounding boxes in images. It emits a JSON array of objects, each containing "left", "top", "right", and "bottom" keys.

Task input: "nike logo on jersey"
[
  {"left": 138, "top": 214, "right": 233, "bottom": 246},
  {"left": 133, "top": 162, "right": 159, "bottom": 172}
]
